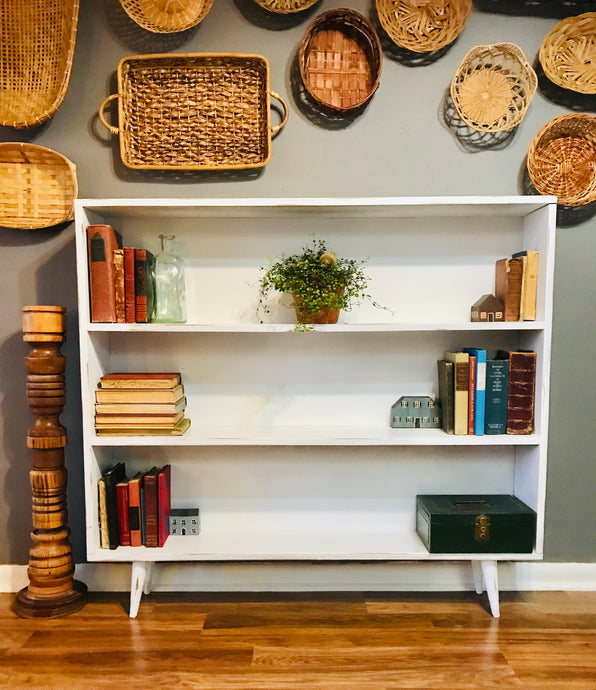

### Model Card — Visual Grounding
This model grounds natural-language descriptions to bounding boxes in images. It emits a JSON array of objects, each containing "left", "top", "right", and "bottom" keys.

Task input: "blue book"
[
  {"left": 484, "top": 359, "right": 509, "bottom": 435},
  {"left": 463, "top": 348, "right": 487, "bottom": 436}
]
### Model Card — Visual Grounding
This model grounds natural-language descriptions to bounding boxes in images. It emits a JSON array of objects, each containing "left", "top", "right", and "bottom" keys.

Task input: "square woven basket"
[{"left": 98, "top": 53, "right": 288, "bottom": 170}]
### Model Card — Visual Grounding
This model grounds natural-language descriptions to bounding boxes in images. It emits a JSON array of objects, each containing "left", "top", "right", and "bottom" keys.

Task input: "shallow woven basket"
[
  {"left": 450, "top": 42, "right": 537, "bottom": 132},
  {"left": 0, "top": 143, "right": 78, "bottom": 229},
  {"left": 376, "top": 0, "right": 472, "bottom": 53},
  {"left": 0, "top": 0, "right": 79, "bottom": 128},
  {"left": 298, "top": 8, "right": 382, "bottom": 113},
  {"left": 527, "top": 113, "right": 596, "bottom": 207},
  {"left": 254, "top": 0, "right": 319, "bottom": 13},
  {"left": 539, "top": 12, "right": 596, "bottom": 95},
  {"left": 99, "top": 53, "right": 288, "bottom": 170},
  {"left": 119, "top": 0, "right": 213, "bottom": 32}
]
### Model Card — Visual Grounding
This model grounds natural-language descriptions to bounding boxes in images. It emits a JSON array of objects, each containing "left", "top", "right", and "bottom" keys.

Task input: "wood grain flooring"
[{"left": 1, "top": 590, "right": 595, "bottom": 688}]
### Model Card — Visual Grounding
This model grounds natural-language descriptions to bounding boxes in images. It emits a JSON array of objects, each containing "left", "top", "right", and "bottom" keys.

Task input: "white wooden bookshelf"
[{"left": 74, "top": 196, "right": 556, "bottom": 618}]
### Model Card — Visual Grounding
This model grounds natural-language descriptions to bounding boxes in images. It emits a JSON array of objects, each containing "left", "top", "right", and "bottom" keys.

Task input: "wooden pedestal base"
[{"left": 13, "top": 579, "right": 88, "bottom": 618}]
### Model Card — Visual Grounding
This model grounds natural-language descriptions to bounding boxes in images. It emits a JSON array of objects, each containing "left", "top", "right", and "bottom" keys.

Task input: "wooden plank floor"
[{"left": 1, "top": 590, "right": 596, "bottom": 688}]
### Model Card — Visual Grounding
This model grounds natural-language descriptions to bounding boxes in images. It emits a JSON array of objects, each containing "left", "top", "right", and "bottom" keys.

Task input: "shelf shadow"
[
  {"left": 440, "top": 89, "right": 517, "bottom": 153},
  {"left": 535, "top": 61, "right": 596, "bottom": 114},
  {"left": 473, "top": 0, "right": 595, "bottom": 19},
  {"left": 232, "top": 0, "right": 321, "bottom": 31}
]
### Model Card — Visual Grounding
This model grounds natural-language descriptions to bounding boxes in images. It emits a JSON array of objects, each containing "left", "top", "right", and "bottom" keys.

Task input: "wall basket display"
[
  {"left": 0, "top": 143, "right": 78, "bottom": 230},
  {"left": 450, "top": 43, "right": 537, "bottom": 132},
  {"left": 539, "top": 12, "right": 596, "bottom": 96},
  {"left": 119, "top": 0, "right": 213, "bottom": 33},
  {"left": 98, "top": 53, "right": 288, "bottom": 170},
  {"left": 527, "top": 113, "right": 596, "bottom": 207},
  {"left": 0, "top": 0, "right": 79, "bottom": 128},
  {"left": 298, "top": 8, "right": 382, "bottom": 113},
  {"left": 254, "top": 0, "right": 319, "bottom": 13},
  {"left": 375, "top": 0, "right": 471, "bottom": 54}
]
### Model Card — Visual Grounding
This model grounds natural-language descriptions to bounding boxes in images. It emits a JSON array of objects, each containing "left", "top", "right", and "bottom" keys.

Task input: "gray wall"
[{"left": 1, "top": 0, "right": 595, "bottom": 564}]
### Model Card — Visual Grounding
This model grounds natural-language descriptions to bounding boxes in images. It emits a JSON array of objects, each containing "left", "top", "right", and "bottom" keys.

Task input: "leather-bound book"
[
  {"left": 128, "top": 471, "right": 145, "bottom": 547},
  {"left": 134, "top": 249, "right": 156, "bottom": 323},
  {"left": 124, "top": 247, "right": 136, "bottom": 323},
  {"left": 444, "top": 351, "right": 469, "bottom": 436},
  {"left": 512, "top": 250, "right": 539, "bottom": 321},
  {"left": 157, "top": 464, "right": 171, "bottom": 548},
  {"left": 495, "top": 257, "right": 523, "bottom": 321},
  {"left": 116, "top": 479, "right": 131, "bottom": 547},
  {"left": 113, "top": 249, "right": 125, "bottom": 323},
  {"left": 87, "top": 225, "right": 123, "bottom": 323},
  {"left": 497, "top": 350, "right": 536, "bottom": 435},
  {"left": 437, "top": 360, "right": 454, "bottom": 435},
  {"left": 143, "top": 466, "right": 160, "bottom": 548}
]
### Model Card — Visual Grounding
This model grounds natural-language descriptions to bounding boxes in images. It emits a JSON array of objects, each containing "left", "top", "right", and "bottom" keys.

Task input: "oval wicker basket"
[
  {"left": 527, "top": 113, "right": 596, "bottom": 207},
  {"left": 450, "top": 42, "right": 537, "bottom": 132},
  {"left": 254, "top": 0, "right": 319, "bottom": 13},
  {"left": 539, "top": 12, "right": 596, "bottom": 95},
  {"left": 298, "top": 8, "right": 382, "bottom": 113},
  {"left": 0, "top": 143, "right": 78, "bottom": 229},
  {"left": 0, "top": 0, "right": 79, "bottom": 128},
  {"left": 376, "top": 0, "right": 472, "bottom": 53},
  {"left": 119, "top": 0, "right": 213, "bottom": 33}
]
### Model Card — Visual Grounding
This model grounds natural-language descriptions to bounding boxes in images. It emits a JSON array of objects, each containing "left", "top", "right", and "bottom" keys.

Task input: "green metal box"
[{"left": 416, "top": 494, "right": 536, "bottom": 554}]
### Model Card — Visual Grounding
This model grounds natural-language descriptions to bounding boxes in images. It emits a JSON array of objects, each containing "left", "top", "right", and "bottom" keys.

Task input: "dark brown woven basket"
[{"left": 298, "top": 8, "right": 382, "bottom": 113}]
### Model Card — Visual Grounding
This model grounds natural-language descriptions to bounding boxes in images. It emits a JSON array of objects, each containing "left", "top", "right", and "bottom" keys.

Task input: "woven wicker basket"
[
  {"left": 119, "top": 0, "right": 213, "bottom": 33},
  {"left": 298, "top": 9, "right": 382, "bottom": 113},
  {"left": 539, "top": 12, "right": 596, "bottom": 96},
  {"left": 0, "top": 0, "right": 79, "bottom": 128},
  {"left": 450, "top": 43, "right": 537, "bottom": 132},
  {"left": 254, "top": 0, "right": 319, "bottom": 13},
  {"left": 98, "top": 53, "right": 288, "bottom": 170},
  {"left": 0, "top": 143, "right": 77, "bottom": 229},
  {"left": 527, "top": 113, "right": 596, "bottom": 207},
  {"left": 376, "top": 0, "right": 472, "bottom": 53}
]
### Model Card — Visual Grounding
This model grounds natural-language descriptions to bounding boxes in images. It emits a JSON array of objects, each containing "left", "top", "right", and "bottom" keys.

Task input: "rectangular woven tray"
[{"left": 99, "top": 53, "right": 287, "bottom": 170}]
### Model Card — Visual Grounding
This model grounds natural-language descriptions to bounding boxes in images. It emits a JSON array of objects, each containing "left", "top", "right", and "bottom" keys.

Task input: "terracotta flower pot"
[{"left": 293, "top": 294, "right": 341, "bottom": 324}]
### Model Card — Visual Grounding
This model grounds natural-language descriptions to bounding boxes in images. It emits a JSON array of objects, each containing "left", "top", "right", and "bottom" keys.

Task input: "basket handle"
[
  {"left": 98, "top": 94, "right": 120, "bottom": 135},
  {"left": 269, "top": 91, "right": 288, "bottom": 136}
]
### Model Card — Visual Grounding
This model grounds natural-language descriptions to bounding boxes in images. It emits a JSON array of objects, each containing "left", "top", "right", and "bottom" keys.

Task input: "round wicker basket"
[
  {"left": 0, "top": 143, "right": 78, "bottom": 229},
  {"left": 119, "top": 0, "right": 213, "bottom": 33},
  {"left": 253, "top": 0, "right": 319, "bottom": 13},
  {"left": 539, "top": 12, "right": 596, "bottom": 95},
  {"left": 527, "top": 113, "right": 596, "bottom": 207},
  {"left": 376, "top": 0, "right": 472, "bottom": 53},
  {"left": 298, "top": 8, "right": 382, "bottom": 113},
  {"left": 450, "top": 42, "right": 537, "bottom": 132}
]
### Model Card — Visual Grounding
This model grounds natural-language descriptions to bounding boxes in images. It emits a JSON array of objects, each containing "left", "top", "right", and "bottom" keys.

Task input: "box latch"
[{"left": 475, "top": 514, "right": 490, "bottom": 542}]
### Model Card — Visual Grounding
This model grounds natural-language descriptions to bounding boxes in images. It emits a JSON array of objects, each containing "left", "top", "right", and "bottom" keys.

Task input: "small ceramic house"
[
  {"left": 170, "top": 508, "right": 200, "bottom": 536},
  {"left": 471, "top": 294, "right": 504, "bottom": 322},
  {"left": 390, "top": 396, "right": 441, "bottom": 429}
]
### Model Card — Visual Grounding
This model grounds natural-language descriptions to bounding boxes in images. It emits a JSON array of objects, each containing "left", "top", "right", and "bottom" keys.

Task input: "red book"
[
  {"left": 467, "top": 354, "right": 476, "bottom": 435},
  {"left": 87, "top": 225, "right": 123, "bottom": 322},
  {"left": 116, "top": 480, "right": 131, "bottom": 547},
  {"left": 157, "top": 464, "right": 171, "bottom": 547},
  {"left": 128, "top": 471, "right": 144, "bottom": 547},
  {"left": 124, "top": 247, "right": 136, "bottom": 323},
  {"left": 143, "top": 466, "right": 160, "bottom": 548}
]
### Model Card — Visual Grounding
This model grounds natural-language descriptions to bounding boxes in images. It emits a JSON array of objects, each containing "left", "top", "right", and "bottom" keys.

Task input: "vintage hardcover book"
[
  {"left": 157, "top": 464, "right": 171, "bottom": 548},
  {"left": 113, "top": 248, "right": 125, "bottom": 323},
  {"left": 124, "top": 247, "right": 136, "bottom": 323},
  {"left": 437, "top": 360, "right": 454, "bottom": 435},
  {"left": 140, "top": 483, "right": 146, "bottom": 546},
  {"left": 95, "top": 384, "right": 184, "bottom": 403},
  {"left": 134, "top": 249, "right": 156, "bottom": 323},
  {"left": 97, "top": 476, "right": 109, "bottom": 549},
  {"left": 497, "top": 350, "right": 536, "bottom": 435},
  {"left": 512, "top": 250, "right": 538, "bottom": 321},
  {"left": 102, "top": 462, "right": 126, "bottom": 549},
  {"left": 444, "top": 351, "right": 469, "bottom": 435},
  {"left": 463, "top": 347, "right": 487, "bottom": 436},
  {"left": 116, "top": 479, "right": 131, "bottom": 547},
  {"left": 495, "top": 257, "right": 523, "bottom": 321},
  {"left": 128, "top": 471, "right": 144, "bottom": 547},
  {"left": 143, "top": 467, "right": 160, "bottom": 548},
  {"left": 95, "top": 417, "right": 191, "bottom": 437},
  {"left": 87, "top": 224, "right": 123, "bottom": 323},
  {"left": 484, "top": 358, "right": 509, "bottom": 435},
  {"left": 99, "top": 372, "right": 181, "bottom": 389},
  {"left": 467, "top": 354, "right": 476, "bottom": 435},
  {"left": 95, "top": 397, "right": 186, "bottom": 415},
  {"left": 95, "top": 410, "right": 184, "bottom": 426}
]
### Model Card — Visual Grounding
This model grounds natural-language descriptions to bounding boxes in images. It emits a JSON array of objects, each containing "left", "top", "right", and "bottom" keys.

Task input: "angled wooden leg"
[
  {"left": 130, "top": 561, "right": 152, "bottom": 618},
  {"left": 480, "top": 559, "right": 500, "bottom": 618},
  {"left": 471, "top": 560, "right": 484, "bottom": 595},
  {"left": 143, "top": 561, "right": 154, "bottom": 595}
]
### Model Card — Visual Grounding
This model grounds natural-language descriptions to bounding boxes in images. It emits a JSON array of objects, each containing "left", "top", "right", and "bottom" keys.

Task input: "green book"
[{"left": 437, "top": 360, "right": 454, "bottom": 435}]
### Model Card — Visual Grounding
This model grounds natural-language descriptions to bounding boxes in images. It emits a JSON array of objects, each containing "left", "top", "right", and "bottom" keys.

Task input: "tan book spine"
[
  {"left": 99, "top": 373, "right": 181, "bottom": 389},
  {"left": 495, "top": 257, "right": 523, "bottom": 321},
  {"left": 444, "top": 351, "right": 469, "bottom": 436},
  {"left": 113, "top": 249, "right": 125, "bottom": 324},
  {"left": 98, "top": 476, "right": 109, "bottom": 549},
  {"left": 95, "top": 384, "right": 184, "bottom": 403},
  {"left": 94, "top": 397, "right": 186, "bottom": 415}
]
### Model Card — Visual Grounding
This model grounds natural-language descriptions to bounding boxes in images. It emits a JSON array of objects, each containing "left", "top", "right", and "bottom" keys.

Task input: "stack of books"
[{"left": 94, "top": 372, "right": 190, "bottom": 436}]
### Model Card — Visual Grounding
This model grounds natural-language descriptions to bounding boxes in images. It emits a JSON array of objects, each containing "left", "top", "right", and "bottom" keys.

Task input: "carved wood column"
[{"left": 13, "top": 305, "right": 87, "bottom": 618}]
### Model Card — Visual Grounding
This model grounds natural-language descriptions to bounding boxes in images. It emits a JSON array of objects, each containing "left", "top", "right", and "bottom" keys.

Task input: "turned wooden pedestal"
[{"left": 13, "top": 306, "right": 87, "bottom": 618}]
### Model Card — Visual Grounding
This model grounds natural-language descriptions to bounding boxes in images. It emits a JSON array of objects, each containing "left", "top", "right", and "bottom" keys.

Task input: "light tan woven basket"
[
  {"left": 527, "top": 113, "right": 596, "bottom": 207},
  {"left": 98, "top": 53, "right": 288, "bottom": 170},
  {"left": 450, "top": 43, "right": 537, "bottom": 132},
  {"left": 376, "top": 0, "right": 472, "bottom": 53},
  {"left": 298, "top": 8, "right": 382, "bottom": 113},
  {"left": 254, "top": 0, "right": 319, "bottom": 13},
  {"left": 539, "top": 12, "right": 596, "bottom": 95},
  {"left": 119, "top": 0, "right": 213, "bottom": 33},
  {"left": 0, "top": 143, "right": 77, "bottom": 229},
  {"left": 0, "top": 0, "right": 79, "bottom": 128}
]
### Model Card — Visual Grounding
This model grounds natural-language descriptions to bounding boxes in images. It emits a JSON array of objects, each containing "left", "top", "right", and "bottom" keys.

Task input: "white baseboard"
[{"left": 2, "top": 561, "right": 596, "bottom": 593}]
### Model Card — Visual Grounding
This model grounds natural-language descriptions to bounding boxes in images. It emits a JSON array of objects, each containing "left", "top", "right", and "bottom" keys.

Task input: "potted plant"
[{"left": 258, "top": 239, "right": 385, "bottom": 326}]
